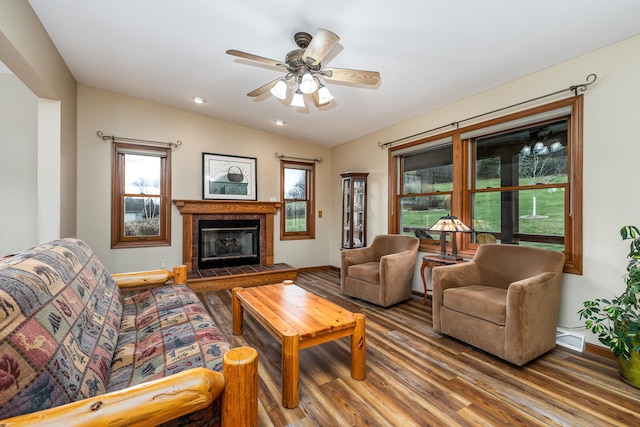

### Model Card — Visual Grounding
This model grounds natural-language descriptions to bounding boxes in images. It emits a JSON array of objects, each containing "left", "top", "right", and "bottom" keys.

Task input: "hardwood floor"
[{"left": 199, "top": 268, "right": 640, "bottom": 426}]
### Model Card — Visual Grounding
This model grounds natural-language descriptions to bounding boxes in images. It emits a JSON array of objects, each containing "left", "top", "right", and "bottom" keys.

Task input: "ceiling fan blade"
[
  {"left": 226, "top": 49, "right": 287, "bottom": 69},
  {"left": 321, "top": 67, "right": 380, "bottom": 85},
  {"left": 303, "top": 28, "right": 340, "bottom": 65},
  {"left": 246, "top": 78, "right": 281, "bottom": 97}
]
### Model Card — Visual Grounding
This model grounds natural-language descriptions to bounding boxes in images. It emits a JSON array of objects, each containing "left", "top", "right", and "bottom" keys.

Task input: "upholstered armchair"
[
  {"left": 432, "top": 244, "right": 565, "bottom": 366},
  {"left": 341, "top": 234, "right": 420, "bottom": 307}
]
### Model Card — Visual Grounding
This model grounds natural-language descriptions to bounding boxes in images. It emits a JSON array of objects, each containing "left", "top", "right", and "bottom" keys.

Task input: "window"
[
  {"left": 280, "top": 160, "right": 315, "bottom": 240},
  {"left": 111, "top": 142, "right": 171, "bottom": 248},
  {"left": 390, "top": 96, "right": 583, "bottom": 274},
  {"left": 398, "top": 141, "right": 453, "bottom": 246}
]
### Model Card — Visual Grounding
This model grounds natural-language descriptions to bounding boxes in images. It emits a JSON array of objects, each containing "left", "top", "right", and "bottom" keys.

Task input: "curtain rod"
[
  {"left": 378, "top": 73, "right": 597, "bottom": 149},
  {"left": 275, "top": 152, "right": 324, "bottom": 163},
  {"left": 97, "top": 131, "right": 182, "bottom": 149}
]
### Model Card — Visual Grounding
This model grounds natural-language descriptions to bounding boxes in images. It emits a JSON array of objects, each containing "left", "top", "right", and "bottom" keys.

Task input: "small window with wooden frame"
[
  {"left": 280, "top": 160, "right": 315, "bottom": 240},
  {"left": 111, "top": 142, "right": 171, "bottom": 248}
]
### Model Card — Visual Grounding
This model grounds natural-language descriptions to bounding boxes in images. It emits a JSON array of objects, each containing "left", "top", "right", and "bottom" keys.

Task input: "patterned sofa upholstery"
[{"left": 0, "top": 238, "right": 257, "bottom": 426}]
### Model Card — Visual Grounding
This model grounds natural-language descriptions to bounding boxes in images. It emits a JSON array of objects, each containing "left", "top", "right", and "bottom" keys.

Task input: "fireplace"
[
  {"left": 174, "top": 200, "right": 282, "bottom": 272},
  {"left": 199, "top": 219, "right": 260, "bottom": 268}
]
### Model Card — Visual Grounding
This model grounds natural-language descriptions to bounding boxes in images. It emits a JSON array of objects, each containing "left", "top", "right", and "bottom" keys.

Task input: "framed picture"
[{"left": 202, "top": 153, "right": 257, "bottom": 200}]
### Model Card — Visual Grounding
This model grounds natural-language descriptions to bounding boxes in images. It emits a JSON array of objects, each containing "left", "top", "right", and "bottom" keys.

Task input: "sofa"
[
  {"left": 0, "top": 238, "right": 257, "bottom": 426},
  {"left": 432, "top": 244, "right": 565, "bottom": 366},
  {"left": 341, "top": 234, "right": 420, "bottom": 307}
]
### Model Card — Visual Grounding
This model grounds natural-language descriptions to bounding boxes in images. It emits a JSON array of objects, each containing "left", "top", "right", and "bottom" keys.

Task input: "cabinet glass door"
[
  {"left": 341, "top": 172, "right": 368, "bottom": 249},
  {"left": 342, "top": 177, "right": 351, "bottom": 248}
]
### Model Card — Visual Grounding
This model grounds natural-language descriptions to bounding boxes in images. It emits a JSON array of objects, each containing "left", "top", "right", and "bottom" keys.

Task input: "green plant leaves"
[{"left": 579, "top": 225, "right": 640, "bottom": 361}]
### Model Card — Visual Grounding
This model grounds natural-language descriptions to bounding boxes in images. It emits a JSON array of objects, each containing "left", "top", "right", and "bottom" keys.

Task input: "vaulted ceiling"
[{"left": 27, "top": 0, "right": 640, "bottom": 147}]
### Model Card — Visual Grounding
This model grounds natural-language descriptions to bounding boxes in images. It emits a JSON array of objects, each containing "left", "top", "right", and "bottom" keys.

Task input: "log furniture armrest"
[
  {"left": 112, "top": 265, "right": 188, "bottom": 288},
  {"left": 0, "top": 347, "right": 258, "bottom": 427}
]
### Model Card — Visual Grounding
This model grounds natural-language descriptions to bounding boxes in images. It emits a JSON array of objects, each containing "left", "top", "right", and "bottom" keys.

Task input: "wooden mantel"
[
  {"left": 173, "top": 200, "right": 282, "bottom": 271},
  {"left": 174, "top": 200, "right": 282, "bottom": 215}
]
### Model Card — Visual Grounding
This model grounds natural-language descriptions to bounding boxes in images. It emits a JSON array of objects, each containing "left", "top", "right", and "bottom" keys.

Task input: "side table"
[{"left": 420, "top": 255, "right": 468, "bottom": 305}]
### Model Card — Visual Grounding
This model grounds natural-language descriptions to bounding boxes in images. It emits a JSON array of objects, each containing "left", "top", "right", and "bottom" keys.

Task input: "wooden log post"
[
  {"left": 173, "top": 264, "right": 187, "bottom": 284},
  {"left": 281, "top": 329, "right": 300, "bottom": 408},
  {"left": 222, "top": 347, "right": 259, "bottom": 427},
  {"left": 351, "top": 313, "right": 366, "bottom": 380},
  {"left": 232, "top": 287, "right": 244, "bottom": 336}
]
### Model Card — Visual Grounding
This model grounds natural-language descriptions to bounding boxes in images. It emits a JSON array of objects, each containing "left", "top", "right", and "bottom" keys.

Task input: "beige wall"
[
  {"left": 0, "top": 74, "right": 38, "bottom": 254},
  {"left": 332, "top": 34, "right": 640, "bottom": 342},
  {"left": 0, "top": 0, "right": 77, "bottom": 242},
  {"left": 76, "top": 86, "right": 333, "bottom": 272}
]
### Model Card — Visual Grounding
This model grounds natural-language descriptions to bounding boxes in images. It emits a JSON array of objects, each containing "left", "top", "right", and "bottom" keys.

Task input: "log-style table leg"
[
  {"left": 421, "top": 258, "right": 428, "bottom": 305},
  {"left": 282, "top": 329, "right": 300, "bottom": 408},
  {"left": 232, "top": 287, "right": 244, "bottom": 336},
  {"left": 351, "top": 313, "right": 366, "bottom": 380}
]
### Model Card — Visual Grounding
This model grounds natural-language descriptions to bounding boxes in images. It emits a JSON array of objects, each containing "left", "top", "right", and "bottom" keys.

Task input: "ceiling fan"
[{"left": 226, "top": 28, "right": 380, "bottom": 108}]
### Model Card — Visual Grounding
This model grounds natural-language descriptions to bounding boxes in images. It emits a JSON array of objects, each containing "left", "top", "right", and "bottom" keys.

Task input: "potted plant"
[{"left": 579, "top": 225, "right": 640, "bottom": 388}]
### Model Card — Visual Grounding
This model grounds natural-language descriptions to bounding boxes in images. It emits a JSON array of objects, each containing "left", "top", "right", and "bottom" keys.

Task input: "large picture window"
[
  {"left": 390, "top": 96, "right": 582, "bottom": 274},
  {"left": 280, "top": 160, "right": 315, "bottom": 240},
  {"left": 111, "top": 143, "right": 171, "bottom": 248}
]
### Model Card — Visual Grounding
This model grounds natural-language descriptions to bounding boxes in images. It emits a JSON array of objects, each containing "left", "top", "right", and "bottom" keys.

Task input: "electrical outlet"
[{"left": 159, "top": 259, "right": 167, "bottom": 269}]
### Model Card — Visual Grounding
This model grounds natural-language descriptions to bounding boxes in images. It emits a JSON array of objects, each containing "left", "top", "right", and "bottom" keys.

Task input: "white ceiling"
[{"left": 27, "top": 0, "right": 640, "bottom": 147}]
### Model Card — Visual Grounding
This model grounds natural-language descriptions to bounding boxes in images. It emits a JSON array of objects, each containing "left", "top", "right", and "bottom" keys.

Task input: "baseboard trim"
[
  {"left": 584, "top": 342, "right": 615, "bottom": 360},
  {"left": 298, "top": 265, "right": 340, "bottom": 272}
]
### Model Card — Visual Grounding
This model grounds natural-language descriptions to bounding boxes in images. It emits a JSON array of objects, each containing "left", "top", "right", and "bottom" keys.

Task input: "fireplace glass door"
[{"left": 199, "top": 220, "right": 259, "bottom": 268}]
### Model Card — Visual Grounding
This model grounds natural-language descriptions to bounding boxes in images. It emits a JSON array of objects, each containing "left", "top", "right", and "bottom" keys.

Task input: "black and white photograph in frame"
[{"left": 203, "top": 153, "right": 257, "bottom": 200}]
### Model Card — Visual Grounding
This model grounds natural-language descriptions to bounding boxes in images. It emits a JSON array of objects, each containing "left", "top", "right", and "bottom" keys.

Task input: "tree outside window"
[{"left": 112, "top": 143, "right": 171, "bottom": 248}]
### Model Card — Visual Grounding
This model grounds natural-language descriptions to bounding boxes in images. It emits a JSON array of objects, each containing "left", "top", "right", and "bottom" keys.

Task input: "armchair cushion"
[
  {"left": 347, "top": 262, "right": 381, "bottom": 284},
  {"left": 443, "top": 286, "right": 507, "bottom": 325}
]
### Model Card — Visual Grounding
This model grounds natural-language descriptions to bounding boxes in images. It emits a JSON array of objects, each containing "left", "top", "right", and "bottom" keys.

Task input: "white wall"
[
  {"left": 0, "top": 0, "right": 77, "bottom": 243},
  {"left": 76, "top": 86, "right": 333, "bottom": 273},
  {"left": 0, "top": 74, "right": 38, "bottom": 254},
  {"left": 331, "top": 34, "right": 640, "bottom": 343}
]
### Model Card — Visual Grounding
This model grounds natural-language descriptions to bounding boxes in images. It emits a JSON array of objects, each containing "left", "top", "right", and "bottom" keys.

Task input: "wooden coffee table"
[{"left": 232, "top": 281, "right": 366, "bottom": 408}]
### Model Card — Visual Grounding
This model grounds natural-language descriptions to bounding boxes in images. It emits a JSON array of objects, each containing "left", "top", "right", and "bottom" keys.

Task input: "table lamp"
[{"left": 427, "top": 214, "right": 472, "bottom": 260}]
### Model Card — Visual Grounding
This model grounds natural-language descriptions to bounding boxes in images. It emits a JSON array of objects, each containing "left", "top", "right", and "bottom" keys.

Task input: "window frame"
[
  {"left": 389, "top": 96, "right": 583, "bottom": 274},
  {"left": 111, "top": 142, "right": 172, "bottom": 249},
  {"left": 280, "top": 160, "right": 315, "bottom": 240}
]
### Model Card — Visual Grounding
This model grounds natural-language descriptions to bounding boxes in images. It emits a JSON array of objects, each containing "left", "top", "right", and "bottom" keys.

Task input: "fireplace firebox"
[{"left": 199, "top": 219, "right": 260, "bottom": 269}]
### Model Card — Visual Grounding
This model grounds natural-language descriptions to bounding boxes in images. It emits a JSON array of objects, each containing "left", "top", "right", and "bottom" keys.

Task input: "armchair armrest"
[
  {"left": 113, "top": 265, "right": 187, "bottom": 289},
  {"left": 505, "top": 272, "right": 562, "bottom": 363},
  {"left": 379, "top": 249, "right": 417, "bottom": 273},
  {"left": 341, "top": 247, "right": 374, "bottom": 269},
  {"left": 0, "top": 367, "right": 224, "bottom": 427},
  {"left": 506, "top": 271, "right": 560, "bottom": 324}
]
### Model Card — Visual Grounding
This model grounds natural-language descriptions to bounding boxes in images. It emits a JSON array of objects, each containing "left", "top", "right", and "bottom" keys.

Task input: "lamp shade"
[
  {"left": 290, "top": 89, "right": 305, "bottom": 107},
  {"left": 317, "top": 84, "right": 334, "bottom": 104},
  {"left": 270, "top": 79, "right": 288, "bottom": 99},
  {"left": 299, "top": 72, "right": 318, "bottom": 94},
  {"left": 427, "top": 215, "right": 472, "bottom": 233}
]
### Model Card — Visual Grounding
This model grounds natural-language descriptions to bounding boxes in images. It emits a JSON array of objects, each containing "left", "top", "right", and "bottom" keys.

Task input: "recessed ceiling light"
[
  {"left": 274, "top": 119, "right": 285, "bottom": 126},
  {"left": 192, "top": 96, "right": 206, "bottom": 104}
]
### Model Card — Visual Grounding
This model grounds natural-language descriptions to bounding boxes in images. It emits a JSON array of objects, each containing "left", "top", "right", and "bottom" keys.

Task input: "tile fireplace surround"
[{"left": 173, "top": 200, "right": 282, "bottom": 272}]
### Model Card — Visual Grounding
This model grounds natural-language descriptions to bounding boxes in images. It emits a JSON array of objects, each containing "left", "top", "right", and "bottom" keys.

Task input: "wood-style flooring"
[{"left": 199, "top": 268, "right": 640, "bottom": 426}]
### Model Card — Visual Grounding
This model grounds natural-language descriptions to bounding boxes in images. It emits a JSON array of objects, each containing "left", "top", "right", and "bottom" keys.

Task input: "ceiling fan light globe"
[
  {"left": 318, "top": 85, "right": 334, "bottom": 104},
  {"left": 270, "top": 79, "right": 288, "bottom": 99},
  {"left": 299, "top": 72, "right": 318, "bottom": 94},
  {"left": 291, "top": 90, "right": 305, "bottom": 107}
]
